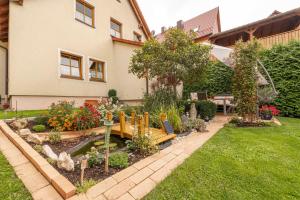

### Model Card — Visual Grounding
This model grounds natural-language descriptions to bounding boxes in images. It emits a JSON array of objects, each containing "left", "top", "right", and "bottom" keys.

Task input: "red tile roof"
[{"left": 156, "top": 7, "right": 221, "bottom": 41}]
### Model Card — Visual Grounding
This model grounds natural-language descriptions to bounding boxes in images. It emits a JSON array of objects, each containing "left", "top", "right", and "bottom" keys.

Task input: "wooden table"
[{"left": 212, "top": 96, "right": 234, "bottom": 115}]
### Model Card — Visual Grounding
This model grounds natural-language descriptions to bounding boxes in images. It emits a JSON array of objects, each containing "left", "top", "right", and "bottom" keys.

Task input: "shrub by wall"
[
  {"left": 260, "top": 41, "right": 300, "bottom": 118},
  {"left": 183, "top": 61, "right": 234, "bottom": 98}
]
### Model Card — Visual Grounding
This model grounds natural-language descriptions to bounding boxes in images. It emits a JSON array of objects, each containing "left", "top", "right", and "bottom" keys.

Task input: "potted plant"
[{"left": 260, "top": 105, "right": 280, "bottom": 120}]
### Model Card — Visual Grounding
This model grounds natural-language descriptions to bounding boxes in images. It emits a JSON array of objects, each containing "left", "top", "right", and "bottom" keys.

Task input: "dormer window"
[
  {"left": 110, "top": 18, "right": 122, "bottom": 38},
  {"left": 193, "top": 27, "right": 200, "bottom": 32},
  {"left": 76, "top": 0, "right": 95, "bottom": 27}
]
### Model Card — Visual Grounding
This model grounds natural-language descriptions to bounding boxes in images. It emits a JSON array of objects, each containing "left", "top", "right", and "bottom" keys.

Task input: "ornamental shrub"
[
  {"left": 32, "top": 125, "right": 46, "bottom": 132},
  {"left": 260, "top": 41, "right": 300, "bottom": 117},
  {"left": 197, "top": 100, "right": 217, "bottom": 120},
  {"left": 48, "top": 101, "right": 75, "bottom": 131},
  {"left": 109, "top": 152, "right": 129, "bottom": 169},
  {"left": 74, "top": 103, "right": 102, "bottom": 131},
  {"left": 34, "top": 115, "right": 49, "bottom": 126},
  {"left": 143, "top": 87, "right": 177, "bottom": 113},
  {"left": 183, "top": 61, "right": 234, "bottom": 98},
  {"left": 108, "top": 89, "right": 117, "bottom": 97}
]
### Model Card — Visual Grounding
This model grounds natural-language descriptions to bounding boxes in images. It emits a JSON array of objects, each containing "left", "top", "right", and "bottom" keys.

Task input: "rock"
[
  {"left": 18, "top": 129, "right": 31, "bottom": 137},
  {"left": 57, "top": 152, "right": 74, "bottom": 172},
  {"left": 181, "top": 115, "right": 189, "bottom": 124},
  {"left": 26, "top": 133, "right": 43, "bottom": 144},
  {"left": 42, "top": 145, "right": 58, "bottom": 160},
  {"left": 11, "top": 119, "right": 28, "bottom": 130}
]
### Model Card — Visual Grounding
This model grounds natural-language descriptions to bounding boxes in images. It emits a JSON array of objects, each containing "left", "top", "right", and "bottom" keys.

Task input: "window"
[
  {"left": 76, "top": 0, "right": 94, "bottom": 27},
  {"left": 110, "top": 18, "right": 122, "bottom": 38},
  {"left": 89, "top": 59, "right": 105, "bottom": 82},
  {"left": 133, "top": 31, "right": 142, "bottom": 42},
  {"left": 60, "top": 52, "right": 83, "bottom": 80}
]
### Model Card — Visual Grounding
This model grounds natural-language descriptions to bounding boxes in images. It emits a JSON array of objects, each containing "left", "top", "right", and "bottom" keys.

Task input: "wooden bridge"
[{"left": 111, "top": 112, "right": 176, "bottom": 145}]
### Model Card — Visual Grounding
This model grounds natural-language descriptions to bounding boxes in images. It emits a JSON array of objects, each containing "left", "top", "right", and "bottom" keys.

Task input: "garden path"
[{"left": 0, "top": 130, "right": 62, "bottom": 200}]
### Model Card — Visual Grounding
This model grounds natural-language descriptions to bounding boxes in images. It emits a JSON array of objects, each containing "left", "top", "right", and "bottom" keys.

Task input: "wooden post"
[
  {"left": 137, "top": 115, "right": 144, "bottom": 135},
  {"left": 246, "top": 27, "right": 257, "bottom": 41},
  {"left": 119, "top": 111, "right": 126, "bottom": 138},
  {"left": 104, "top": 112, "right": 113, "bottom": 174},
  {"left": 130, "top": 111, "right": 136, "bottom": 126},
  {"left": 144, "top": 112, "right": 149, "bottom": 131},
  {"left": 80, "top": 159, "right": 88, "bottom": 185},
  {"left": 160, "top": 113, "right": 167, "bottom": 133}
]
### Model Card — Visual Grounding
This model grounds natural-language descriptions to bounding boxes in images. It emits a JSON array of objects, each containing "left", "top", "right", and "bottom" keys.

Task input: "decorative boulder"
[
  {"left": 42, "top": 145, "right": 58, "bottom": 160},
  {"left": 11, "top": 119, "right": 28, "bottom": 130},
  {"left": 57, "top": 152, "right": 74, "bottom": 172},
  {"left": 18, "top": 129, "right": 31, "bottom": 137},
  {"left": 27, "top": 133, "right": 43, "bottom": 144}
]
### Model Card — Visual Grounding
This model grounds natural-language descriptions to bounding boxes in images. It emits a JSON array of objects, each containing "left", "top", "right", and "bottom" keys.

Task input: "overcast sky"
[{"left": 137, "top": 0, "right": 300, "bottom": 34}]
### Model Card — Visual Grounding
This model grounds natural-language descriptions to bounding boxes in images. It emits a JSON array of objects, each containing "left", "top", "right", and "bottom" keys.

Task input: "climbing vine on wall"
[{"left": 183, "top": 61, "right": 234, "bottom": 98}]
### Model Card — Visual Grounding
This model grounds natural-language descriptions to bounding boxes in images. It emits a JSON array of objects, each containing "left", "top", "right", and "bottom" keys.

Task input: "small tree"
[
  {"left": 231, "top": 40, "right": 261, "bottom": 122},
  {"left": 129, "top": 28, "right": 211, "bottom": 96}
]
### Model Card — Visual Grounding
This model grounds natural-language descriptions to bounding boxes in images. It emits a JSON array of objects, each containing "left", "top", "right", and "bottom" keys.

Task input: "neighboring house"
[
  {"left": 210, "top": 7, "right": 300, "bottom": 48},
  {"left": 0, "top": 0, "right": 151, "bottom": 110},
  {"left": 155, "top": 7, "right": 221, "bottom": 43}
]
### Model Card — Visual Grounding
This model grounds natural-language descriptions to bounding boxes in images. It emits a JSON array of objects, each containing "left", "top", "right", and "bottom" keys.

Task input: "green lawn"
[
  {"left": 0, "top": 110, "right": 48, "bottom": 120},
  {"left": 145, "top": 118, "right": 300, "bottom": 200},
  {"left": 0, "top": 153, "right": 32, "bottom": 200}
]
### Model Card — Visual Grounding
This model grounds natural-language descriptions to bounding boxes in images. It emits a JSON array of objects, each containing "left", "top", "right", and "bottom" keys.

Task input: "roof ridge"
[{"left": 183, "top": 7, "right": 219, "bottom": 24}]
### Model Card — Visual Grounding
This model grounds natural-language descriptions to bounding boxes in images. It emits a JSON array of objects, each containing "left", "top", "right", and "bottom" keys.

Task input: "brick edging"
[{"left": 0, "top": 120, "right": 76, "bottom": 199}]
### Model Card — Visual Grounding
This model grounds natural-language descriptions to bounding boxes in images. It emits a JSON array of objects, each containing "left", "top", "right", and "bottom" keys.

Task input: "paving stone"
[
  {"left": 161, "top": 153, "right": 176, "bottom": 162},
  {"left": 87, "top": 177, "right": 117, "bottom": 200},
  {"left": 67, "top": 194, "right": 89, "bottom": 200},
  {"left": 32, "top": 185, "right": 63, "bottom": 200},
  {"left": 15, "top": 162, "right": 39, "bottom": 178},
  {"left": 129, "top": 178, "right": 156, "bottom": 200},
  {"left": 112, "top": 166, "right": 138, "bottom": 183},
  {"left": 5, "top": 152, "right": 29, "bottom": 167},
  {"left": 93, "top": 194, "right": 107, "bottom": 200},
  {"left": 129, "top": 167, "right": 154, "bottom": 184},
  {"left": 132, "top": 156, "right": 156, "bottom": 170},
  {"left": 116, "top": 193, "right": 135, "bottom": 200},
  {"left": 148, "top": 158, "right": 167, "bottom": 171},
  {"left": 104, "top": 178, "right": 136, "bottom": 200},
  {"left": 21, "top": 171, "right": 49, "bottom": 193},
  {"left": 172, "top": 148, "right": 184, "bottom": 155},
  {"left": 149, "top": 167, "right": 171, "bottom": 183}
]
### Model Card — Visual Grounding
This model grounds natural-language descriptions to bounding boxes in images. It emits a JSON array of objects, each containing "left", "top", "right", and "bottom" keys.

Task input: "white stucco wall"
[
  {"left": 0, "top": 42, "right": 7, "bottom": 102},
  {"left": 8, "top": 0, "right": 147, "bottom": 109}
]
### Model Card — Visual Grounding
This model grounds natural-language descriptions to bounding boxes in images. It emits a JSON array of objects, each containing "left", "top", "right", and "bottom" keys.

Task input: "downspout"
[{"left": 0, "top": 45, "right": 8, "bottom": 102}]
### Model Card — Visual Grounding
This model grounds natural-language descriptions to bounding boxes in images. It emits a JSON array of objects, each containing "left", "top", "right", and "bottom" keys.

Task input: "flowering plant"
[
  {"left": 260, "top": 105, "right": 280, "bottom": 116},
  {"left": 48, "top": 101, "right": 75, "bottom": 131},
  {"left": 74, "top": 103, "right": 102, "bottom": 131}
]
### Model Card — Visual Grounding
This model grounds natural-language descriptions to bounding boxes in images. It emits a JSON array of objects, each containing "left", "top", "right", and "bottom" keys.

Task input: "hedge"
[
  {"left": 260, "top": 41, "right": 300, "bottom": 118},
  {"left": 183, "top": 61, "right": 234, "bottom": 99}
]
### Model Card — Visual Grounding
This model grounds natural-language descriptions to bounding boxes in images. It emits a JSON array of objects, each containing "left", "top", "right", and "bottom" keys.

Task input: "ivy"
[
  {"left": 231, "top": 40, "right": 260, "bottom": 122},
  {"left": 260, "top": 41, "right": 300, "bottom": 118},
  {"left": 183, "top": 61, "right": 234, "bottom": 98}
]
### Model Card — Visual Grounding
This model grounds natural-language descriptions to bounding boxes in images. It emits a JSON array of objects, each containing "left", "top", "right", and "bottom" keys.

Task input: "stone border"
[{"left": 0, "top": 120, "right": 76, "bottom": 199}]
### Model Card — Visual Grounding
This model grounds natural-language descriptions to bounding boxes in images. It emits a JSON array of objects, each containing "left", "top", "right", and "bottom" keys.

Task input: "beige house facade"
[{"left": 0, "top": 0, "right": 151, "bottom": 110}]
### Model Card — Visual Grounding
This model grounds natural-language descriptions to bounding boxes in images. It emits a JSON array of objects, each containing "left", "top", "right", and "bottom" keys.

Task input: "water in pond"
[{"left": 71, "top": 135, "right": 126, "bottom": 157}]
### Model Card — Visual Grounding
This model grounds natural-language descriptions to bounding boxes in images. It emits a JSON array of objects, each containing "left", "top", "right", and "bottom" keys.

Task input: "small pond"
[{"left": 70, "top": 135, "right": 126, "bottom": 158}]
